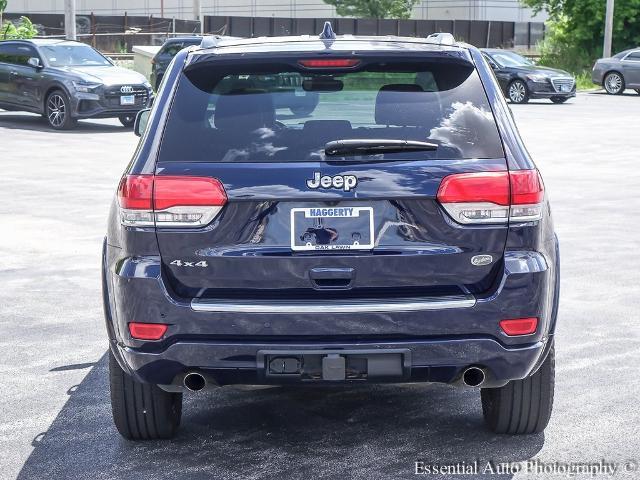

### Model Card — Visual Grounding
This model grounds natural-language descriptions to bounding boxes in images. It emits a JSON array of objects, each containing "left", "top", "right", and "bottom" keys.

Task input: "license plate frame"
[
  {"left": 290, "top": 206, "right": 374, "bottom": 251},
  {"left": 120, "top": 95, "right": 135, "bottom": 105}
]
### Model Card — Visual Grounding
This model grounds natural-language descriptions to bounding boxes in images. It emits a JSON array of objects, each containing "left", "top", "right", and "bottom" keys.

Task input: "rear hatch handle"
[{"left": 309, "top": 267, "right": 355, "bottom": 290}]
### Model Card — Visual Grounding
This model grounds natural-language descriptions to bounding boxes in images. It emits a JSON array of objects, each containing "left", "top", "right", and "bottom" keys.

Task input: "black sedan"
[
  {"left": 149, "top": 36, "right": 202, "bottom": 91},
  {"left": 481, "top": 49, "right": 576, "bottom": 104},
  {"left": 150, "top": 36, "right": 320, "bottom": 115},
  {"left": 0, "top": 39, "right": 152, "bottom": 129}
]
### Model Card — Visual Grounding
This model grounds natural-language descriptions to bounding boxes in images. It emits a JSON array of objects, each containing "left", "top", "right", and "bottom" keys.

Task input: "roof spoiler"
[{"left": 425, "top": 33, "right": 455, "bottom": 45}]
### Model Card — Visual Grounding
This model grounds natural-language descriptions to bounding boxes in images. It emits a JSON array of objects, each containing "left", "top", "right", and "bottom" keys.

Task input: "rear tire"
[
  {"left": 289, "top": 103, "right": 316, "bottom": 116},
  {"left": 550, "top": 96, "right": 569, "bottom": 104},
  {"left": 603, "top": 72, "right": 624, "bottom": 94},
  {"left": 119, "top": 115, "right": 136, "bottom": 128},
  {"left": 481, "top": 344, "right": 555, "bottom": 434},
  {"left": 109, "top": 350, "right": 182, "bottom": 440}
]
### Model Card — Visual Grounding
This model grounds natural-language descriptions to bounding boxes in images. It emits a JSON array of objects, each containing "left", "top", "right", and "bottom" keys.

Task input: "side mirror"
[
  {"left": 134, "top": 108, "right": 151, "bottom": 137},
  {"left": 27, "top": 57, "right": 42, "bottom": 69}
]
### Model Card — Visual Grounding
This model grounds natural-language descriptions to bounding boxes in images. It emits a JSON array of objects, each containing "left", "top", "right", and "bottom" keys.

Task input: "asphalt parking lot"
[{"left": 1, "top": 92, "right": 639, "bottom": 480}]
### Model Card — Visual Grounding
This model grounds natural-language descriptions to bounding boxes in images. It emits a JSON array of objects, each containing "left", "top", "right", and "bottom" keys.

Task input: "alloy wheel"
[
  {"left": 47, "top": 94, "right": 66, "bottom": 127},
  {"left": 509, "top": 81, "right": 527, "bottom": 103},
  {"left": 605, "top": 73, "right": 623, "bottom": 94}
]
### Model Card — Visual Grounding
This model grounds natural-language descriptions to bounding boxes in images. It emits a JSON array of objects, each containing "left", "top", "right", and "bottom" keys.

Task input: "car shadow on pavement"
[
  {"left": 587, "top": 90, "right": 639, "bottom": 96},
  {"left": 0, "top": 113, "right": 127, "bottom": 133},
  {"left": 18, "top": 352, "right": 544, "bottom": 480}
]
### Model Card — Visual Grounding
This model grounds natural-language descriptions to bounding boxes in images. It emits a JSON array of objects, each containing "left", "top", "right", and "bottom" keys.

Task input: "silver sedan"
[{"left": 592, "top": 48, "right": 640, "bottom": 94}]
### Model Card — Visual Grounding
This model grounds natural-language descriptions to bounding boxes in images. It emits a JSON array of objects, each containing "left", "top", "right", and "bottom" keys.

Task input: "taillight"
[
  {"left": 118, "top": 175, "right": 154, "bottom": 226},
  {"left": 129, "top": 322, "right": 168, "bottom": 340},
  {"left": 298, "top": 58, "right": 360, "bottom": 68},
  {"left": 499, "top": 317, "right": 538, "bottom": 336},
  {"left": 117, "top": 174, "right": 227, "bottom": 227},
  {"left": 437, "top": 170, "right": 544, "bottom": 224}
]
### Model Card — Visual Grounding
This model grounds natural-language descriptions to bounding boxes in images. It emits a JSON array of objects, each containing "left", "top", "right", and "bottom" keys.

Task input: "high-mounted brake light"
[
  {"left": 499, "top": 317, "right": 538, "bottom": 336},
  {"left": 298, "top": 58, "right": 360, "bottom": 68},
  {"left": 437, "top": 170, "right": 544, "bottom": 224},
  {"left": 129, "top": 322, "right": 168, "bottom": 340},
  {"left": 117, "top": 175, "right": 227, "bottom": 227}
]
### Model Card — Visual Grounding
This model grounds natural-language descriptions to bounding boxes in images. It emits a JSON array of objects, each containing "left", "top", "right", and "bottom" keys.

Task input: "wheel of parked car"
[
  {"left": 481, "top": 343, "right": 554, "bottom": 434},
  {"left": 550, "top": 96, "right": 569, "bottom": 104},
  {"left": 45, "top": 90, "right": 77, "bottom": 130},
  {"left": 119, "top": 115, "right": 137, "bottom": 128},
  {"left": 507, "top": 79, "right": 529, "bottom": 104},
  {"left": 109, "top": 350, "right": 183, "bottom": 440},
  {"left": 289, "top": 104, "right": 316, "bottom": 116},
  {"left": 603, "top": 72, "right": 625, "bottom": 94}
]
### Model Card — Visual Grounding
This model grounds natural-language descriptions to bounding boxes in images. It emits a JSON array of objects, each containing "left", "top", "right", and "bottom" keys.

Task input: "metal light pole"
[
  {"left": 603, "top": 0, "right": 615, "bottom": 58},
  {"left": 64, "top": 0, "right": 77, "bottom": 40}
]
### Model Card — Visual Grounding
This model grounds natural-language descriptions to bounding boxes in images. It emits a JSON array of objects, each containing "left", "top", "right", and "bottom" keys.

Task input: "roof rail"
[
  {"left": 199, "top": 35, "right": 222, "bottom": 49},
  {"left": 425, "top": 32, "right": 455, "bottom": 46}
]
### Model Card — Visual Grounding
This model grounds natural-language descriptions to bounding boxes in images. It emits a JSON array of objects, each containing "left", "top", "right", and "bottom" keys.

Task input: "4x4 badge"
[{"left": 306, "top": 172, "right": 357, "bottom": 192}]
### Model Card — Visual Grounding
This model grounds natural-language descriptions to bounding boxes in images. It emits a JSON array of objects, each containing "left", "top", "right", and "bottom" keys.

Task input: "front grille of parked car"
[
  {"left": 103, "top": 85, "right": 149, "bottom": 107},
  {"left": 551, "top": 77, "right": 575, "bottom": 92}
]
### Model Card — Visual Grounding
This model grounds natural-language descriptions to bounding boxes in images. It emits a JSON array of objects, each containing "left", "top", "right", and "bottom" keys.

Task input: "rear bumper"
[
  {"left": 104, "top": 245, "right": 558, "bottom": 387},
  {"left": 592, "top": 68, "right": 605, "bottom": 85},
  {"left": 116, "top": 337, "right": 545, "bottom": 388}
]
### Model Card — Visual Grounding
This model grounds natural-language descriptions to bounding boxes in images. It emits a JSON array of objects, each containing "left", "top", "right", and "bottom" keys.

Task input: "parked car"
[
  {"left": 481, "top": 48, "right": 576, "bottom": 104},
  {"left": 592, "top": 48, "right": 640, "bottom": 95},
  {"left": 151, "top": 36, "right": 319, "bottom": 115},
  {"left": 104, "top": 25, "right": 559, "bottom": 440},
  {"left": 150, "top": 36, "right": 202, "bottom": 91},
  {"left": 0, "top": 39, "right": 152, "bottom": 129}
]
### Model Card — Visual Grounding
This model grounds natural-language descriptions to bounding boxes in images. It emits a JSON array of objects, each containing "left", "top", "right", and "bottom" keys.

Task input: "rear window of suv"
[{"left": 157, "top": 56, "right": 504, "bottom": 163}]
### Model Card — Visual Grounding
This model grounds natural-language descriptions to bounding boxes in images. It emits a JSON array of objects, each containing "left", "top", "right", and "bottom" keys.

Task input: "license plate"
[
  {"left": 560, "top": 85, "right": 569, "bottom": 92},
  {"left": 290, "top": 206, "right": 374, "bottom": 251},
  {"left": 120, "top": 95, "right": 135, "bottom": 105}
]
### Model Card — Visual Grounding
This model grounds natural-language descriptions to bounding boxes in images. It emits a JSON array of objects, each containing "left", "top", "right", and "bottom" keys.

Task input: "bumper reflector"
[
  {"left": 129, "top": 322, "right": 168, "bottom": 340},
  {"left": 499, "top": 317, "right": 538, "bottom": 336}
]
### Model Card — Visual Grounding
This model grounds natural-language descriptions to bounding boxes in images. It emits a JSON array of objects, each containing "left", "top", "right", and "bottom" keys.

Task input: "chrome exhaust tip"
[
  {"left": 462, "top": 367, "right": 486, "bottom": 387},
  {"left": 183, "top": 372, "right": 207, "bottom": 392}
]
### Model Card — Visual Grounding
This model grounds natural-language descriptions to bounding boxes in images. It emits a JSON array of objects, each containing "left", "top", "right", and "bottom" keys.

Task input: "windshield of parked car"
[
  {"left": 40, "top": 44, "right": 111, "bottom": 67},
  {"left": 488, "top": 51, "right": 533, "bottom": 68},
  {"left": 158, "top": 58, "right": 505, "bottom": 163}
]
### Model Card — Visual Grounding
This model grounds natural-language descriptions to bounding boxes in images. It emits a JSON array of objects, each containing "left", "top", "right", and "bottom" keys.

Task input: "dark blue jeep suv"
[{"left": 103, "top": 26, "right": 559, "bottom": 440}]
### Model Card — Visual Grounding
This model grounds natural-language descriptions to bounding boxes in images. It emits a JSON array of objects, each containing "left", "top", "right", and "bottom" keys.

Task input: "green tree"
[
  {"left": 524, "top": 0, "right": 640, "bottom": 69},
  {"left": 323, "top": 0, "right": 420, "bottom": 19},
  {"left": 0, "top": 0, "right": 7, "bottom": 26},
  {"left": 2, "top": 16, "right": 38, "bottom": 40}
]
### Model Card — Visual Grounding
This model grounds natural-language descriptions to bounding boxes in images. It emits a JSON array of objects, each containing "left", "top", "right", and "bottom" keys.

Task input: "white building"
[{"left": 6, "top": 0, "right": 545, "bottom": 23}]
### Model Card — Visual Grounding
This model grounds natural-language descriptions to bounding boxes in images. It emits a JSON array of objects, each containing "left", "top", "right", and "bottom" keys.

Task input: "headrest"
[
  {"left": 214, "top": 89, "right": 275, "bottom": 131},
  {"left": 375, "top": 84, "right": 436, "bottom": 127}
]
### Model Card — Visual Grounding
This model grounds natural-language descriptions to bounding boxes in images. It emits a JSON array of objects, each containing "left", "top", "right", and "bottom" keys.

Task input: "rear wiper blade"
[{"left": 325, "top": 139, "right": 438, "bottom": 157}]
